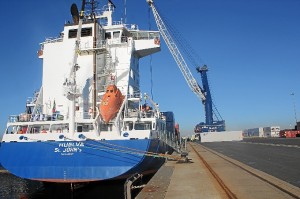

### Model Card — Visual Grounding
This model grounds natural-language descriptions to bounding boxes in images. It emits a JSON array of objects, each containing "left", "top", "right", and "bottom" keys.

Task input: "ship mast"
[
  {"left": 87, "top": 0, "right": 98, "bottom": 119},
  {"left": 67, "top": 0, "right": 86, "bottom": 134}
]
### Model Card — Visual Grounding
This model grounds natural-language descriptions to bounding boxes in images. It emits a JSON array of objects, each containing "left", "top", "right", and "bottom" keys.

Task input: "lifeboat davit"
[{"left": 100, "top": 85, "right": 124, "bottom": 124}]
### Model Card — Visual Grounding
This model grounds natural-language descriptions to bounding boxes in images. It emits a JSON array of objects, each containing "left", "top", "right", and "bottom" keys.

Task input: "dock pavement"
[{"left": 136, "top": 142, "right": 300, "bottom": 199}]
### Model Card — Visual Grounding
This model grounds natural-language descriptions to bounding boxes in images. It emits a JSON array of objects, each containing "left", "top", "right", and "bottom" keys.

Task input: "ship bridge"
[{"left": 130, "top": 30, "right": 160, "bottom": 58}]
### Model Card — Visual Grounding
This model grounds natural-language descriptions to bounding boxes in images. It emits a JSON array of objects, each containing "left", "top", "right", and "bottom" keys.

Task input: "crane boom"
[
  {"left": 147, "top": 0, "right": 206, "bottom": 103},
  {"left": 147, "top": 0, "right": 226, "bottom": 132}
]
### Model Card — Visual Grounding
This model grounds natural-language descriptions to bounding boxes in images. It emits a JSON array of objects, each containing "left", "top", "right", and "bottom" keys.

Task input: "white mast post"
[{"left": 68, "top": 0, "right": 86, "bottom": 135}]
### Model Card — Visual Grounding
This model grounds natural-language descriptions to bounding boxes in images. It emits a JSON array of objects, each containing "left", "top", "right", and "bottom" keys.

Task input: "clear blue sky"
[{"left": 0, "top": 0, "right": 299, "bottom": 138}]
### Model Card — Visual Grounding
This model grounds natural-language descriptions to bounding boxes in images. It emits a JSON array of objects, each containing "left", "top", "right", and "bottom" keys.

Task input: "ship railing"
[
  {"left": 141, "top": 110, "right": 155, "bottom": 118},
  {"left": 5, "top": 121, "right": 97, "bottom": 135},
  {"left": 26, "top": 97, "right": 37, "bottom": 106},
  {"left": 75, "top": 111, "right": 93, "bottom": 120},
  {"left": 5, "top": 123, "right": 67, "bottom": 135},
  {"left": 106, "top": 36, "right": 129, "bottom": 46},
  {"left": 127, "top": 92, "right": 141, "bottom": 99},
  {"left": 86, "top": 5, "right": 115, "bottom": 20},
  {"left": 127, "top": 24, "right": 139, "bottom": 31},
  {"left": 8, "top": 114, "right": 31, "bottom": 123},
  {"left": 112, "top": 21, "right": 124, "bottom": 26},
  {"left": 80, "top": 37, "right": 130, "bottom": 51},
  {"left": 42, "top": 36, "right": 63, "bottom": 44},
  {"left": 8, "top": 112, "right": 67, "bottom": 123},
  {"left": 126, "top": 108, "right": 155, "bottom": 119},
  {"left": 19, "top": 114, "right": 31, "bottom": 122},
  {"left": 97, "top": 20, "right": 124, "bottom": 27},
  {"left": 99, "top": 21, "right": 139, "bottom": 31},
  {"left": 31, "top": 113, "right": 64, "bottom": 122},
  {"left": 127, "top": 111, "right": 139, "bottom": 118},
  {"left": 122, "top": 121, "right": 152, "bottom": 131},
  {"left": 8, "top": 115, "right": 19, "bottom": 123}
]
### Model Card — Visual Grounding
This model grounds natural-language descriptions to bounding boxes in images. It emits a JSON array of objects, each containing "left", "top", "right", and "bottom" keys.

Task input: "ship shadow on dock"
[{"left": 29, "top": 174, "right": 154, "bottom": 199}]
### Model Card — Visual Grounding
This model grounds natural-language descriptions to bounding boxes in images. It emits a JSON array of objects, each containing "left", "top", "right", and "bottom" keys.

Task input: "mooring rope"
[
  {"left": 19, "top": 135, "right": 182, "bottom": 160},
  {"left": 66, "top": 136, "right": 180, "bottom": 159}
]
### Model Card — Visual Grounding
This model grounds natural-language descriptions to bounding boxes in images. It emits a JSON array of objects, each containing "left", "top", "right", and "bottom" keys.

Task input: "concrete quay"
[
  {"left": 0, "top": 166, "right": 8, "bottom": 173},
  {"left": 136, "top": 142, "right": 300, "bottom": 199}
]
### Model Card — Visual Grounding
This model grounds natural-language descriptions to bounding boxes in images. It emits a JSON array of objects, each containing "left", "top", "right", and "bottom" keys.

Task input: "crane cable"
[
  {"left": 153, "top": 2, "right": 223, "bottom": 121},
  {"left": 155, "top": 4, "right": 204, "bottom": 69},
  {"left": 64, "top": 136, "right": 183, "bottom": 160}
]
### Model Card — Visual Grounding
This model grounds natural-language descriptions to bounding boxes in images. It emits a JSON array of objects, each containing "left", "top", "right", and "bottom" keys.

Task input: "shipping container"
[
  {"left": 244, "top": 126, "right": 280, "bottom": 138},
  {"left": 270, "top": 126, "right": 280, "bottom": 137},
  {"left": 243, "top": 127, "right": 262, "bottom": 137},
  {"left": 279, "top": 130, "right": 300, "bottom": 138},
  {"left": 262, "top": 127, "right": 271, "bottom": 137}
]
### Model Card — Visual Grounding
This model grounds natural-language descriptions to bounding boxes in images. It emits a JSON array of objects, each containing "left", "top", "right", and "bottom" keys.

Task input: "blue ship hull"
[{"left": 0, "top": 139, "right": 172, "bottom": 182}]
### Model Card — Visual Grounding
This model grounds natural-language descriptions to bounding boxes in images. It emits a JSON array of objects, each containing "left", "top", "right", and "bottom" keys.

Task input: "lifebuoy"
[{"left": 38, "top": 50, "right": 43, "bottom": 56}]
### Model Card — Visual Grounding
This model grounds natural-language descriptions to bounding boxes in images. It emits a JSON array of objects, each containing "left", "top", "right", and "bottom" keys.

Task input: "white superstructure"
[{"left": 40, "top": 6, "right": 159, "bottom": 120}]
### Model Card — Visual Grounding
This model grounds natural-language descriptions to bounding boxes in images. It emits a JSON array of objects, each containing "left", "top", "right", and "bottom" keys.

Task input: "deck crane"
[{"left": 147, "top": 0, "right": 225, "bottom": 132}]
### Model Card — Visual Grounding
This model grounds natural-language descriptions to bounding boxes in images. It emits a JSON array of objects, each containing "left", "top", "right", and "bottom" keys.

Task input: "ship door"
[
  {"left": 77, "top": 125, "right": 83, "bottom": 132},
  {"left": 105, "top": 30, "right": 122, "bottom": 44}
]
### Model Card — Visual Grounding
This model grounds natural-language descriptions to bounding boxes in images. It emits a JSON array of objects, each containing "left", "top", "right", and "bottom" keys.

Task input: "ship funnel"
[{"left": 71, "top": 3, "right": 79, "bottom": 24}]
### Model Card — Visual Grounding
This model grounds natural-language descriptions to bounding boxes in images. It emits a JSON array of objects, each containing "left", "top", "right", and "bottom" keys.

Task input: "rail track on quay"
[
  {"left": 189, "top": 143, "right": 237, "bottom": 199},
  {"left": 189, "top": 142, "right": 300, "bottom": 199}
]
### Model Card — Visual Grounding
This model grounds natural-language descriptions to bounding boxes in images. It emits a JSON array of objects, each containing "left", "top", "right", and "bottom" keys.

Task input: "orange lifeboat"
[{"left": 100, "top": 85, "right": 124, "bottom": 124}]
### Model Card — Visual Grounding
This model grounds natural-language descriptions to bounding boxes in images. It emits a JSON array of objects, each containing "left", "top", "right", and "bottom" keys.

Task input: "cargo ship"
[{"left": 0, "top": 0, "right": 178, "bottom": 183}]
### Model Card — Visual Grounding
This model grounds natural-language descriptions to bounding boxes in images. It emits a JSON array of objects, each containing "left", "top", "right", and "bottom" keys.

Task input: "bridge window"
[
  {"left": 68, "top": 28, "right": 92, "bottom": 38},
  {"left": 135, "top": 122, "right": 152, "bottom": 130},
  {"left": 125, "top": 122, "right": 133, "bottom": 131},
  {"left": 77, "top": 123, "right": 94, "bottom": 132},
  {"left": 50, "top": 124, "right": 69, "bottom": 133},
  {"left": 105, "top": 32, "right": 111, "bottom": 39},
  {"left": 113, "top": 31, "right": 120, "bottom": 39}
]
